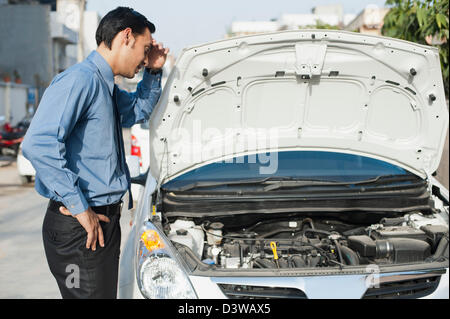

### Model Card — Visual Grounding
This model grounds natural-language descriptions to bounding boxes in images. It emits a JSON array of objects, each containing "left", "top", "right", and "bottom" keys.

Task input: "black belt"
[{"left": 48, "top": 199, "right": 122, "bottom": 217}]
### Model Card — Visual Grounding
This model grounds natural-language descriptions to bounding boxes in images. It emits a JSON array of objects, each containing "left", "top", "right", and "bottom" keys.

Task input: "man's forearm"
[
  {"left": 117, "top": 68, "right": 162, "bottom": 128},
  {"left": 22, "top": 139, "right": 90, "bottom": 215}
]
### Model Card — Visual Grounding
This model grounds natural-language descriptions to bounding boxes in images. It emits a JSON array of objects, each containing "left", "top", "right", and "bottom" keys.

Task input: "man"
[{"left": 22, "top": 7, "right": 168, "bottom": 299}]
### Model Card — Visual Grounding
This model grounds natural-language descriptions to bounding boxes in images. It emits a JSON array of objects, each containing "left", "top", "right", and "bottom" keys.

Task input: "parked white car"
[
  {"left": 119, "top": 30, "right": 449, "bottom": 299},
  {"left": 129, "top": 122, "right": 150, "bottom": 200},
  {"left": 17, "top": 142, "right": 35, "bottom": 184}
]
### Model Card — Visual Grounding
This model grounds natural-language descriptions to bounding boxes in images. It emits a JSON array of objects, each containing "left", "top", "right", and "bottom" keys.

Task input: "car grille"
[
  {"left": 362, "top": 275, "right": 441, "bottom": 299},
  {"left": 218, "top": 284, "right": 308, "bottom": 299}
]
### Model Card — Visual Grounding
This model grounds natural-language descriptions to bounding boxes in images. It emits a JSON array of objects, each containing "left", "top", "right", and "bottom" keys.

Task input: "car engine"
[{"left": 165, "top": 212, "right": 449, "bottom": 269}]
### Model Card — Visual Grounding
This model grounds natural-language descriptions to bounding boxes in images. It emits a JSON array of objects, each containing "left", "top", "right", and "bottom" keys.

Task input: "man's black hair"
[{"left": 95, "top": 7, "right": 155, "bottom": 48}]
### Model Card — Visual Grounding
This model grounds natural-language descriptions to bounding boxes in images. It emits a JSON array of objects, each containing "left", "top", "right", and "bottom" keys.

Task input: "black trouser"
[{"left": 42, "top": 199, "right": 122, "bottom": 299}]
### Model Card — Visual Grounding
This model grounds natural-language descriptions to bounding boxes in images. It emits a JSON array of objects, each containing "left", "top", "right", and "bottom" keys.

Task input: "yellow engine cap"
[{"left": 270, "top": 241, "right": 278, "bottom": 260}]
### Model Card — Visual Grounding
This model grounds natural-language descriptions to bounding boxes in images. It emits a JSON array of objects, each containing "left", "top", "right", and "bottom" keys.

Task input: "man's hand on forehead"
[
  {"left": 150, "top": 39, "right": 169, "bottom": 53},
  {"left": 147, "top": 38, "right": 169, "bottom": 70}
]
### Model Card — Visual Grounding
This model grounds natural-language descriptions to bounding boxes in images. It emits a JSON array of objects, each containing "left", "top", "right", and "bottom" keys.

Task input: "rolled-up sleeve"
[
  {"left": 115, "top": 68, "right": 162, "bottom": 128},
  {"left": 22, "top": 70, "right": 94, "bottom": 215}
]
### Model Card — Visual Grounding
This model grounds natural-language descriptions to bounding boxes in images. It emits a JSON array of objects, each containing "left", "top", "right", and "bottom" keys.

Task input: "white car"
[
  {"left": 129, "top": 122, "right": 150, "bottom": 201},
  {"left": 17, "top": 142, "right": 35, "bottom": 184},
  {"left": 119, "top": 30, "right": 449, "bottom": 299}
]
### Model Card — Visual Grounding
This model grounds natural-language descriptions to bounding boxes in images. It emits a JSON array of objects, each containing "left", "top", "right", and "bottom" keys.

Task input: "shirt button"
[{"left": 71, "top": 205, "right": 75, "bottom": 208}]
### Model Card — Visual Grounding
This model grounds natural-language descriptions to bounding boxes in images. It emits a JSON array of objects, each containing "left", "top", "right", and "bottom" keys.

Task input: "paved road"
[
  {"left": 0, "top": 160, "right": 58, "bottom": 298},
  {"left": 0, "top": 159, "right": 133, "bottom": 298}
]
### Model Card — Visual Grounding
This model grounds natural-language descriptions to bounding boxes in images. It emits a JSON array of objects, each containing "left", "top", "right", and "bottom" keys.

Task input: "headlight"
[
  {"left": 139, "top": 254, "right": 196, "bottom": 298},
  {"left": 136, "top": 222, "right": 197, "bottom": 299}
]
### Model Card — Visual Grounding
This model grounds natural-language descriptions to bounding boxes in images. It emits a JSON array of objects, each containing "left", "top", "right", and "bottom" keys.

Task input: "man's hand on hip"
[{"left": 59, "top": 206, "right": 110, "bottom": 251}]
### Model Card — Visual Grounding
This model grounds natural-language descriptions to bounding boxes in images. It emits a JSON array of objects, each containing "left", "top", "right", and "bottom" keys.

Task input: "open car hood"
[{"left": 149, "top": 30, "right": 448, "bottom": 184}]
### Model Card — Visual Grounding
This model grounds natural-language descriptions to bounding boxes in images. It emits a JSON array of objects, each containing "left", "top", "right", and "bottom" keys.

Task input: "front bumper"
[{"left": 188, "top": 268, "right": 449, "bottom": 299}]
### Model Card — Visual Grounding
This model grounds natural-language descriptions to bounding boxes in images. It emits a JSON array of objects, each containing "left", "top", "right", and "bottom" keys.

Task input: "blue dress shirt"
[{"left": 22, "top": 51, "right": 161, "bottom": 215}]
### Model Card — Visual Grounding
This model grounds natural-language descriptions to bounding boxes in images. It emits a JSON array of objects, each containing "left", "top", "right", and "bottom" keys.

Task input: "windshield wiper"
[{"left": 164, "top": 176, "right": 293, "bottom": 191}]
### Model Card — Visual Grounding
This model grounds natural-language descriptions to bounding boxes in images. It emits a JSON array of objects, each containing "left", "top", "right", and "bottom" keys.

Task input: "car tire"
[
  {"left": 20, "top": 175, "right": 32, "bottom": 185},
  {"left": 12, "top": 144, "right": 20, "bottom": 157}
]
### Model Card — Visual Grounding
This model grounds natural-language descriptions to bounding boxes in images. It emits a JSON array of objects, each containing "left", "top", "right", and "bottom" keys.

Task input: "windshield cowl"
[{"left": 162, "top": 174, "right": 424, "bottom": 193}]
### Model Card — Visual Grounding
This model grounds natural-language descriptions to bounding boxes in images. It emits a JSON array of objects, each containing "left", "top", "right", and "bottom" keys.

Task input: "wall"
[
  {"left": 0, "top": 5, "right": 53, "bottom": 88},
  {"left": 0, "top": 82, "right": 29, "bottom": 126}
]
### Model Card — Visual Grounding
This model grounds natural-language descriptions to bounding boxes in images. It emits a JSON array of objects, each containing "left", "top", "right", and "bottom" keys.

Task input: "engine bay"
[{"left": 162, "top": 211, "right": 449, "bottom": 270}]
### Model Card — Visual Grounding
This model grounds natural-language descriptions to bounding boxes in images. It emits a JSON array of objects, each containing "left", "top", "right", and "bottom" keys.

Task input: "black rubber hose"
[
  {"left": 303, "top": 229, "right": 331, "bottom": 237},
  {"left": 253, "top": 259, "right": 276, "bottom": 268},
  {"left": 339, "top": 245, "right": 360, "bottom": 265},
  {"left": 332, "top": 239, "right": 344, "bottom": 265},
  {"left": 432, "top": 235, "right": 449, "bottom": 259}
]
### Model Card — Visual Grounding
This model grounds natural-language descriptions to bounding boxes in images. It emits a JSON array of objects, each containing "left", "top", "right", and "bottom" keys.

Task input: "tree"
[
  {"left": 382, "top": 0, "right": 449, "bottom": 96},
  {"left": 298, "top": 20, "right": 341, "bottom": 30}
]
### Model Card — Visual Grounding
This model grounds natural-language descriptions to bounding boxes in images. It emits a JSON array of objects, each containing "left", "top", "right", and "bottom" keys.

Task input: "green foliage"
[
  {"left": 298, "top": 20, "right": 341, "bottom": 30},
  {"left": 314, "top": 20, "right": 341, "bottom": 30},
  {"left": 382, "top": 0, "right": 449, "bottom": 96}
]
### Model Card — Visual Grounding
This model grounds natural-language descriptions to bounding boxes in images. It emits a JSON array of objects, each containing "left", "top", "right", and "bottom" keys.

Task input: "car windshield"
[{"left": 162, "top": 151, "right": 417, "bottom": 189}]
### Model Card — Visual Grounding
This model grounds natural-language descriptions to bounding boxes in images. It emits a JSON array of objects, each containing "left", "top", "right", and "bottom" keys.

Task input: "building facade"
[
  {"left": 345, "top": 5, "right": 390, "bottom": 36},
  {"left": 0, "top": 0, "right": 99, "bottom": 110}
]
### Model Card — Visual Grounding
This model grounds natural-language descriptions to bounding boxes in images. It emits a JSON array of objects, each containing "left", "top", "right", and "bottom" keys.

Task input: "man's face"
[{"left": 120, "top": 28, "right": 152, "bottom": 78}]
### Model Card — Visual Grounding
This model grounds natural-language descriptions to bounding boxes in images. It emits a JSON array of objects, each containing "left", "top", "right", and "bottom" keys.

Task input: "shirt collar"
[{"left": 87, "top": 50, "right": 115, "bottom": 96}]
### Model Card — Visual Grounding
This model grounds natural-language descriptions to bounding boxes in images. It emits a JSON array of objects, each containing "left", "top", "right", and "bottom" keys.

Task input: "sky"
[{"left": 87, "top": 0, "right": 388, "bottom": 57}]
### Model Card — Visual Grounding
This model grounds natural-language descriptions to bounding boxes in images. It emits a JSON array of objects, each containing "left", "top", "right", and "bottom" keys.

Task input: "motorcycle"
[{"left": 0, "top": 116, "right": 31, "bottom": 156}]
